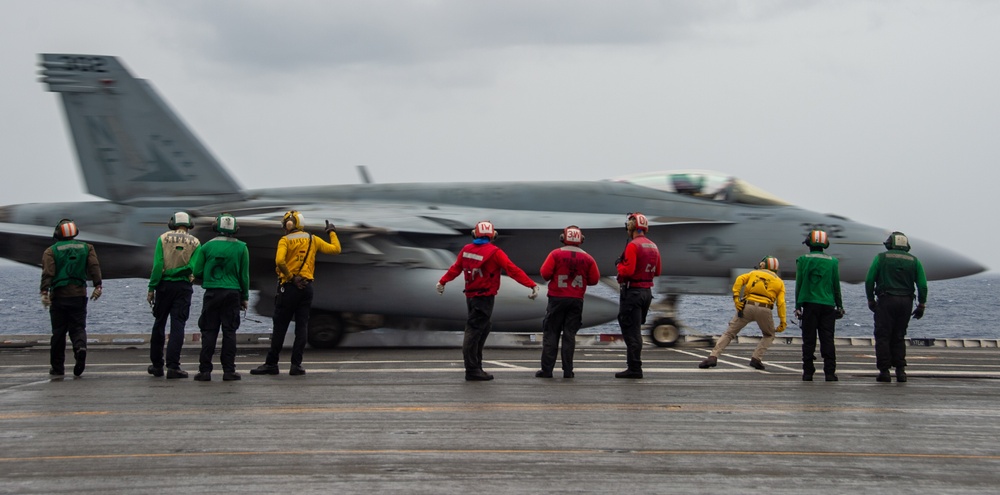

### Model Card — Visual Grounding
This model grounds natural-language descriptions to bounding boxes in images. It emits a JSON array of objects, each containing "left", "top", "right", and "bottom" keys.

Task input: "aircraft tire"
[
  {"left": 650, "top": 317, "right": 680, "bottom": 347},
  {"left": 307, "top": 312, "right": 346, "bottom": 349}
]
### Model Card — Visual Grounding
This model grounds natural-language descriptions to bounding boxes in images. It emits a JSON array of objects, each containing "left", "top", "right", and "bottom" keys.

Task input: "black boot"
[
  {"left": 895, "top": 368, "right": 907, "bottom": 382},
  {"left": 615, "top": 369, "right": 643, "bottom": 379}
]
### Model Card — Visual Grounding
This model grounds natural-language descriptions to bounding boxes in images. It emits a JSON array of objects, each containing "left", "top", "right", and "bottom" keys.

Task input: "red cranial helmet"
[
  {"left": 472, "top": 220, "right": 497, "bottom": 239},
  {"left": 626, "top": 212, "right": 649, "bottom": 232},
  {"left": 560, "top": 225, "right": 584, "bottom": 245}
]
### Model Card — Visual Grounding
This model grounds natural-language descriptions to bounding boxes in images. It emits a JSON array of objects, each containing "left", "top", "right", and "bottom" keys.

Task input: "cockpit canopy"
[{"left": 612, "top": 170, "right": 790, "bottom": 206}]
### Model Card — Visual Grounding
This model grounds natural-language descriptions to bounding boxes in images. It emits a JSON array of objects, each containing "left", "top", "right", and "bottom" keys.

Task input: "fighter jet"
[{"left": 0, "top": 54, "right": 985, "bottom": 348}]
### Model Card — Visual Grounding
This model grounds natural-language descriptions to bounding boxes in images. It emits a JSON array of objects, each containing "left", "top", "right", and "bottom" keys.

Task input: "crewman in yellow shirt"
[
  {"left": 699, "top": 256, "right": 787, "bottom": 371},
  {"left": 250, "top": 211, "right": 341, "bottom": 376}
]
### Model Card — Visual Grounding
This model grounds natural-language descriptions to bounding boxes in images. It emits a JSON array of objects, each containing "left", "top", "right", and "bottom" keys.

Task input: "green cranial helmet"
[
  {"left": 803, "top": 229, "right": 829, "bottom": 249},
  {"left": 168, "top": 211, "right": 194, "bottom": 229},
  {"left": 214, "top": 213, "right": 239, "bottom": 235},
  {"left": 759, "top": 256, "right": 779, "bottom": 272},
  {"left": 883, "top": 231, "right": 910, "bottom": 252}
]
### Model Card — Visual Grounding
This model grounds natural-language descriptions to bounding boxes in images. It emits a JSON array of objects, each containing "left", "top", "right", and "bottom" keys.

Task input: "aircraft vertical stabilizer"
[{"left": 37, "top": 54, "right": 244, "bottom": 204}]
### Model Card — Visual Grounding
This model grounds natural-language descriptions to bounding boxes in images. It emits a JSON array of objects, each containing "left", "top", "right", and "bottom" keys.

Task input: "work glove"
[
  {"left": 777, "top": 321, "right": 787, "bottom": 333},
  {"left": 436, "top": 282, "right": 445, "bottom": 295},
  {"left": 241, "top": 300, "right": 249, "bottom": 311},
  {"left": 325, "top": 220, "right": 336, "bottom": 233},
  {"left": 867, "top": 300, "right": 877, "bottom": 313},
  {"left": 529, "top": 286, "right": 539, "bottom": 300},
  {"left": 146, "top": 291, "right": 155, "bottom": 307},
  {"left": 292, "top": 275, "right": 309, "bottom": 289},
  {"left": 90, "top": 286, "right": 102, "bottom": 301},
  {"left": 835, "top": 307, "right": 845, "bottom": 319},
  {"left": 912, "top": 303, "right": 925, "bottom": 319},
  {"left": 733, "top": 297, "right": 745, "bottom": 312},
  {"left": 40, "top": 292, "right": 51, "bottom": 308},
  {"left": 794, "top": 308, "right": 803, "bottom": 320}
]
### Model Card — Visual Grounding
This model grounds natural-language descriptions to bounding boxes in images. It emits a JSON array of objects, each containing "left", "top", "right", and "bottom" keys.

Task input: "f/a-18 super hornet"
[{"left": 0, "top": 54, "right": 985, "bottom": 347}]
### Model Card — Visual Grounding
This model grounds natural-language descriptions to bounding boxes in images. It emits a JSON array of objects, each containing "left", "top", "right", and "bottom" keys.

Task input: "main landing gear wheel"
[
  {"left": 650, "top": 317, "right": 681, "bottom": 347},
  {"left": 307, "top": 312, "right": 345, "bottom": 349}
]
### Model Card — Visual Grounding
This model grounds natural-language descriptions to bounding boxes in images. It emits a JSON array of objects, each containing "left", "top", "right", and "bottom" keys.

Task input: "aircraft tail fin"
[{"left": 38, "top": 54, "right": 245, "bottom": 204}]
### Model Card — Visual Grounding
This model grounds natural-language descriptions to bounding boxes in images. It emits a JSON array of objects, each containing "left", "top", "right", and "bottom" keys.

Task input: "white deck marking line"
[{"left": 483, "top": 360, "right": 532, "bottom": 370}]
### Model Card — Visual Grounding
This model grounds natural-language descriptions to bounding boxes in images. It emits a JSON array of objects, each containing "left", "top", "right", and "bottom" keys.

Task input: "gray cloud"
[{"left": 149, "top": 1, "right": 761, "bottom": 72}]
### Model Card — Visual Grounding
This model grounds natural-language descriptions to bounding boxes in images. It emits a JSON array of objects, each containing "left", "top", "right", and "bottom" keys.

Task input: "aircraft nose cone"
[{"left": 909, "top": 237, "right": 987, "bottom": 280}]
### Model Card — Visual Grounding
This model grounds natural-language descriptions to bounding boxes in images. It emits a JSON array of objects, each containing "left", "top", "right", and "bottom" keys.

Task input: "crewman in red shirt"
[
  {"left": 438, "top": 221, "right": 539, "bottom": 381},
  {"left": 614, "top": 212, "right": 661, "bottom": 379},
  {"left": 535, "top": 226, "right": 600, "bottom": 379}
]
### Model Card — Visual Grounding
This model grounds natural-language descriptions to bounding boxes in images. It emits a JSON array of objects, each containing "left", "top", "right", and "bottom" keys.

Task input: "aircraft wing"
[
  {"left": 0, "top": 221, "right": 147, "bottom": 277},
  {"left": 225, "top": 201, "right": 733, "bottom": 237},
  {"left": 0, "top": 222, "right": 143, "bottom": 246}
]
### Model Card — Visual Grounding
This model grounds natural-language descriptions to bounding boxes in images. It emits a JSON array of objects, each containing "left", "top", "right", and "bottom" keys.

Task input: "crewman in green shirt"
[
  {"left": 40, "top": 219, "right": 102, "bottom": 377},
  {"left": 865, "top": 231, "right": 927, "bottom": 383},
  {"left": 795, "top": 230, "right": 844, "bottom": 382},
  {"left": 146, "top": 212, "right": 200, "bottom": 379},
  {"left": 189, "top": 213, "right": 250, "bottom": 382}
]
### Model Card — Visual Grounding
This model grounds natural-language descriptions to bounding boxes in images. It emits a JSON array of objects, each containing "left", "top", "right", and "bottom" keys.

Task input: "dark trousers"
[
  {"left": 540, "top": 297, "right": 584, "bottom": 373},
  {"left": 874, "top": 295, "right": 913, "bottom": 370},
  {"left": 618, "top": 288, "right": 652, "bottom": 372},
  {"left": 49, "top": 296, "right": 88, "bottom": 374},
  {"left": 266, "top": 282, "right": 314, "bottom": 367},
  {"left": 197, "top": 289, "right": 242, "bottom": 374},
  {"left": 800, "top": 302, "right": 838, "bottom": 376},
  {"left": 150, "top": 280, "right": 193, "bottom": 370},
  {"left": 463, "top": 296, "right": 495, "bottom": 373}
]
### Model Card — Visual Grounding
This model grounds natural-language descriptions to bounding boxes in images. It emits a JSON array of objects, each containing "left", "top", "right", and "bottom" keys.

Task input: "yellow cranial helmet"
[{"left": 282, "top": 210, "right": 305, "bottom": 231}]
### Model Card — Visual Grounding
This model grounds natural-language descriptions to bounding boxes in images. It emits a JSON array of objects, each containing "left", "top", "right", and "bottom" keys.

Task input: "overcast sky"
[{"left": 1, "top": 1, "right": 997, "bottom": 270}]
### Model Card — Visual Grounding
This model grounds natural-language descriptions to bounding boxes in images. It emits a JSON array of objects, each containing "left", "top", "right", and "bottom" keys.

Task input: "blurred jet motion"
[{"left": 0, "top": 54, "right": 985, "bottom": 347}]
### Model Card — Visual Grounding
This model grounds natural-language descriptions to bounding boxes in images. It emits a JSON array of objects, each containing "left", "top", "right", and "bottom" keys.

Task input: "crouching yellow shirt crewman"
[{"left": 699, "top": 256, "right": 787, "bottom": 371}]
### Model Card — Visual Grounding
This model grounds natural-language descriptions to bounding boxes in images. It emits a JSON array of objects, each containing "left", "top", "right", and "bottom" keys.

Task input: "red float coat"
[
  {"left": 540, "top": 246, "right": 600, "bottom": 299},
  {"left": 616, "top": 235, "right": 661, "bottom": 288},
  {"left": 440, "top": 242, "right": 537, "bottom": 297}
]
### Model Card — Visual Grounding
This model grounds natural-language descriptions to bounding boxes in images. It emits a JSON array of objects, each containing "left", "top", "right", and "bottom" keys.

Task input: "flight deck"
[{"left": 1, "top": 342, "right": 999, "bottom": 493}]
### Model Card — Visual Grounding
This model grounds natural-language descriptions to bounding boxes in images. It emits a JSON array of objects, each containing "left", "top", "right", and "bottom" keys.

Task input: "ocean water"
[{"left": 1, "top": 262, "right": 997, "bottom": 339}]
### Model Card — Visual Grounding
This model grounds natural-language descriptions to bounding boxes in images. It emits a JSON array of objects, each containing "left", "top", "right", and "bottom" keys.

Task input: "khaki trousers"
[{"left": 709, "top": 304, "right": 776, "bottom": 361}]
